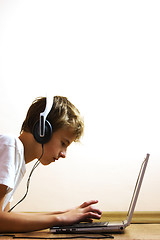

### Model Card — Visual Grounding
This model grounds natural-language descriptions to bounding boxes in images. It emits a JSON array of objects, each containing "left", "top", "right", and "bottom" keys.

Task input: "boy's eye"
[{"left": 61, "top": 142, "right": 66, "bottom": 147}]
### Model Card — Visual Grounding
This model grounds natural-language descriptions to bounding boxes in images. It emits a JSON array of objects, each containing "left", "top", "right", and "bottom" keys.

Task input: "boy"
[{"left": 0, "top": 96, "right": 102, "bottom": 233}]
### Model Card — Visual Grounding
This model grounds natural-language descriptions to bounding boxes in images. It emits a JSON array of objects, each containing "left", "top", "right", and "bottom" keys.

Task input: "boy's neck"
[{"left": 19, "top": 131, "right": 41, "bottom": 164}]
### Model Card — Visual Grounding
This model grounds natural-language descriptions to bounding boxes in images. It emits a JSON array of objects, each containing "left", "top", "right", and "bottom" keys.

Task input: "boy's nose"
[{"left": 59, "top": 151, "right": 66, "bottom": 158}]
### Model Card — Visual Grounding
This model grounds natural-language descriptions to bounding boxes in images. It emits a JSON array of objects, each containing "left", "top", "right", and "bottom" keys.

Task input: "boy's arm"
[
  {"left": 0, "top": 211, "right": 60, "bottom": 233},
  {"left": 0, "top": 184, "right": 8, "bottom": 211},
  {"left": 4, "top": 203, "right": 10, "bottom": 212},
  {"left": 0, "top": 184, "right": 58, "bottom": 232},
  {"left": 0, "top": 185, "right": 102, "bottom": 233}
]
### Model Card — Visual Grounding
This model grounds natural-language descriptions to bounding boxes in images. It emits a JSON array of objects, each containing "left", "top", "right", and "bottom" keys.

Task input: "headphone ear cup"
[{"left": 32, "top": 120, "right": 52, "bottom": 144}]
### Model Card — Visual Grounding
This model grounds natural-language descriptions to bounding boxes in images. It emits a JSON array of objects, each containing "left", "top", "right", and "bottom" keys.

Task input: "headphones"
[{"left": 32, "top": 96, "right": 54, "bottom": 144}]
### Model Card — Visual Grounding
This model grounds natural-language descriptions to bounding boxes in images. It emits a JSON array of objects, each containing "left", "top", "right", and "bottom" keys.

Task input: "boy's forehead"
[{"left": 58, "top": 128, "right": 76, "bottom": 142}]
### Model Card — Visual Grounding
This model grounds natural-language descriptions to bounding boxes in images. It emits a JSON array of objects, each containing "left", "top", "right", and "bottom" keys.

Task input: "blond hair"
[{"left": 21, "top": 96, "right": 84, "bottom": 142}]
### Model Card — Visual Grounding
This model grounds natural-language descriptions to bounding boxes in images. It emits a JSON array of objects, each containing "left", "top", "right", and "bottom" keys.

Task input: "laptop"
[{"left": 50, "top": 153, "right": 150, "bottom": 234}]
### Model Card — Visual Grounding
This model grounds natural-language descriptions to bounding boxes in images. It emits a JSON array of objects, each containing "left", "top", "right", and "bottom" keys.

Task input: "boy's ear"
[
  {"left": 32, "top": 96, "right": 54, "bottom": 144},
  {"left": 32, "top": 120, "right": 52, "bottom": 144}
]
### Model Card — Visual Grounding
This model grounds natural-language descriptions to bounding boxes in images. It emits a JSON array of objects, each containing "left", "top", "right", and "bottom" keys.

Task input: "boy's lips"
[{"left": 53, "top": 157, "right": 58, "bottom": 162}]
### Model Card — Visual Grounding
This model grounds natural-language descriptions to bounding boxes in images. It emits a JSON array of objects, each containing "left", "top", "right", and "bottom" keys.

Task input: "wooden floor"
[{"left": 0, "top": 224, "right": 160, "bottom": 240}]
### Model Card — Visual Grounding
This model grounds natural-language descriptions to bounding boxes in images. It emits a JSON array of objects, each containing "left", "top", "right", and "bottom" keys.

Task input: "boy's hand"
[{"left": 56, "top": 200, "right": 102, "bottom": 226}]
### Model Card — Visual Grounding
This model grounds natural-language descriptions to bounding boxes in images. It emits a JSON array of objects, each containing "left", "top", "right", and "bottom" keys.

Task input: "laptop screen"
[{"left": 126, "top": 154, "right": 150, "bottom": 225}]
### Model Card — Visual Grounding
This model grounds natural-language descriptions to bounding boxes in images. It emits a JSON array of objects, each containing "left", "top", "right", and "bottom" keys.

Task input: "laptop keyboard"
[{"left": 73, "top": 222, "right": 109, "bottom": 228}]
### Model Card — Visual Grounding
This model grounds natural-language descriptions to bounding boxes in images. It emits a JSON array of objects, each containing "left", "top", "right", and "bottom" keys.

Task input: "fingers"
[
  {"left": 89, "top": 207, "right": 102, "bottom": 216},
  {"left": 83, "top": 218, "right": 93, "bottom": 223},
  {"left": 59, "top": 200, "right": 102, "bottom": 225},
  {"left": 80, "top": 200, "right": 102, "bottom": 215},
  {"left": 80, "top": 200, "right": 99, "bottom": 208},
  {"left": 83, "top": 211, "right": 102, "bottom": 220},
  {"left": 79, "top": 200, "right": 102, "bottom": 222}
]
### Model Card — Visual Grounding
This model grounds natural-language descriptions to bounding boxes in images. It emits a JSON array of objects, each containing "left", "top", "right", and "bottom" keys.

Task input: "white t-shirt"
[{"left": 0, "top": 134, "right": 26, "bottom": 211}]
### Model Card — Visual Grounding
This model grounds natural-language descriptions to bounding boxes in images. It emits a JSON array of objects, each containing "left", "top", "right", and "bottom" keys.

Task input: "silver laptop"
[{"left": 50, "top": 153, "right": 150, "bottom": 234}]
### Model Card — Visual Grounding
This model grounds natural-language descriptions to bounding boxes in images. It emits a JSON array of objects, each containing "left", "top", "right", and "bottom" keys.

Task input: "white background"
[{"left": 0, "top": 0, "right": 160, "bottom": 212}]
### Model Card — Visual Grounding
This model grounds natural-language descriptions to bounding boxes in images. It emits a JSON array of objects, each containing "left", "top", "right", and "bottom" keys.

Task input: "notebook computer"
[{"left": 50, "top": 153, "right": 150, "bottom": 234}]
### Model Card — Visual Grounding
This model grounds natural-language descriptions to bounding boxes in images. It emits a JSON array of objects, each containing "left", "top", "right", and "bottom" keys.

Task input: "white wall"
[{"left": 0, "top": 0, "right": 160, "bottom": 212}]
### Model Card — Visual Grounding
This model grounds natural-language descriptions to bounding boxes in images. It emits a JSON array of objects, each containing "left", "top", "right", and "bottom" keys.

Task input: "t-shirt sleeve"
[{"left": 0, "top": 144, "right": 15, "bottom": 190}]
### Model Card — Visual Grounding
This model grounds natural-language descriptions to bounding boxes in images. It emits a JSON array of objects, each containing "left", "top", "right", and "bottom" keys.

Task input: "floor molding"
[{"left": 100, "top": 211, "right": 160, "bottom": 223}]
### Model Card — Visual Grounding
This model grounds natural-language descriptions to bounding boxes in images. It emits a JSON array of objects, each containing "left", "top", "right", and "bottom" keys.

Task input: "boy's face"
[{"left": 39, "top": 127, "right": 75, "bottom": 165}]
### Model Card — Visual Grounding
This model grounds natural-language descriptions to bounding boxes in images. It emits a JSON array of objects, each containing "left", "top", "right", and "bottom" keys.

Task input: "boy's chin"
[{"left": 39, "top": 159, "right": 52, "bottom": 166}]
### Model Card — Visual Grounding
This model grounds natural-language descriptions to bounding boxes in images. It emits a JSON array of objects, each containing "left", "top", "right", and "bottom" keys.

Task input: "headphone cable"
[{"left": 8, "top": 144, "right": 44, "bottom": 212}]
